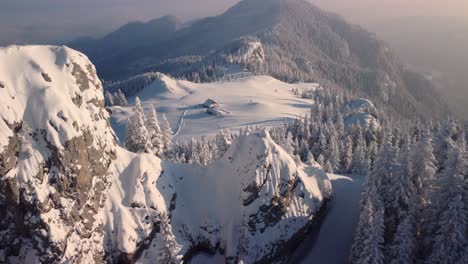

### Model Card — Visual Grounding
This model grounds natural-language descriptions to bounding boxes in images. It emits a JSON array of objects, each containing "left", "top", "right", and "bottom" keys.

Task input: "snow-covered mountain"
[
  {"left": 70, "top": 0, "right": 450, "bottom": 120},
  {"left": 0, "top": 45, "right": 331, "bottom": 263}
]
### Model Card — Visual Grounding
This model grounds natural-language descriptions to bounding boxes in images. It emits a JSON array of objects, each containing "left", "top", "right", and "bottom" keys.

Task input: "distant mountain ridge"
[{"left": 69, "top": 0, "right": 450, "bottom": 120}]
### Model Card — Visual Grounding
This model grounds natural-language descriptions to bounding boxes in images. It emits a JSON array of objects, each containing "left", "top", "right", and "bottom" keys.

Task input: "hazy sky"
[{"left": 1, "top": 0, "right": 468, "bottom": 44}]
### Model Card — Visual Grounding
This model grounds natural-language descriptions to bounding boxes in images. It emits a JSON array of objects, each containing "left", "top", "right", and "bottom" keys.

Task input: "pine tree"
[
  {"left": 351, "top": 143, "right": 368, "bottom": 175},
  {"left": 340, "top": 135, "right": 353, "bottom": 173},
  {"left": 105, "top": 90, "right": 115, "bottom": 106},
  {"left": 153, "top": 214, "right": 181, "bottom": 264},
  {"left": 411, "top": 129, "right": 437, "bottom": 253},
  {"left": 388, "top": 216, "right": 415, "bottom": 264},
  {"left": 387, "top": 136, "right": 416, "bottom": 242},
  {"left": 146, "top": 104, "right": 164, "bottom": 157},
  {"left": 359, "top": 207, "right": 385, "bottom": 264},
  {"left": 317, "top": 154, "right": 325, "bottom": 167},
  {"left": 160, "top": 114, "right": 173, "bottom": 153},
  {"left": 215, "top": 129, "right": 231, "bottom": 159},
  {"left": 125, "top": 98, "right": 152, "bottom": 153},
  {"left": 427, "top": 144, "right": 467, "bottom": 264},
  {"left": 280, "top": 131, "right": 295, "bottom": 156},
  {"left": 115, "top": 89, "right": 128, "bottom": 106},
  {"left": 324, "top": 159, "right": 334, "bottom": 173},
  {"left": 351, "top": 162, "right": 384, "bottom": 264}
]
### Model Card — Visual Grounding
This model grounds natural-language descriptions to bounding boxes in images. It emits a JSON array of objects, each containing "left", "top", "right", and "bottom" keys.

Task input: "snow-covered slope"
[
  {"left": 0, "top": 45, "right": 331, "bottom": 264},
  {"left": 110, "top": 73, "right": 320, "bottom": 141}
]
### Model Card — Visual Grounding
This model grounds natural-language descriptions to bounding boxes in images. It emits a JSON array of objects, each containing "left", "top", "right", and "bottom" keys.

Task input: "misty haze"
[{"left": 0, "top": 0, "right": 466, "bottom": 264}]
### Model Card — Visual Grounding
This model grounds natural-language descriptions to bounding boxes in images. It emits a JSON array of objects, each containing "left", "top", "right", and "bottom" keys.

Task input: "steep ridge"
[{"left": 0, "top": 45, "right": 331, "bottom": 263}]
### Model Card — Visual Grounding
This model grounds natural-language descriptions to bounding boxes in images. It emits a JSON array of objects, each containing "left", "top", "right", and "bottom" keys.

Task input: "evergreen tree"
[
  {"left": 427, "top": 144, "right": 467, "bottom": 264},
  {"left": 160, "top": 114, "right": 173, "bottom": 153},
  {"left": 340, "top": 135, "right": 353, "bottom": 173},
  {"left": 115, "top": 89, "right": 128, "bottom": 106},
  {"left": 105, "top": 90, "right": 115, "bottom": 106},
  {"left": 146, "top": 104, "right": 164, "bottom": 157},
  {"left": 351, "top": 142, "right": 368, "bottom": 175},
  {"left": 125, "top": 99, "right": 152, "bottom": 153},
  {"left": 388, "top": 216, "right": 415, "bottom": 264},
  {"left": 324, "top": 159, "right": 334, "bottom": 173},
  {"left": 317, "top": 154, "right": 325, "bottom": 168},
  {"left": 215, "top": 129, "right": 232, "bottom": 159}
]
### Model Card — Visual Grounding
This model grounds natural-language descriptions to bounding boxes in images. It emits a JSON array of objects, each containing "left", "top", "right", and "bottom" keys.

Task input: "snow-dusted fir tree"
[
  {"left": 279, "top": 131, "right": 295, "bottom": 156},
  {"left": 373, "top": 131, "right": 398, "bottom": 204},
  {"left": 427, "top": 143, "right": 467, "bottom": 264},
  {"left": 105, "top": 90, "right": 115, "bottom": 106},
  {"left": 352, "top": 191, "right": 385, "bottom": 264},
  {"left": 387, "top": 135, "right": 416, "bottom": 242},
  {"left": 215, "top": 129, "right": 232, "bottom": 158},
  {"left": 160, "top": 114, "right": 173, "bottom": 153},
  {"left": 317, "top": 154, "right": 325, "bottom": 168},
  {"left": 324, "top": 160, "right": 334, "bottom": 174},
  {"left": 388, "top": 216, "right": 415, "bottom": 264},
  {"left": 141, "top": 214, "right": 181, "bottom": 264},
  {"left": 351, "top": 143, "right": 368, "bottom": 175},
  {"left": 114, "top": 89, "right": 128, "bottom": 106},
  {"left": 146, "top": 104, "right": 164, "bottom": 157},
  {"left": 411, "top": 129, "right": 437, "bottom": 235},
  {"left": 125, "top": 97, "right": 152, "bottom": 153},
  {"left": 340, "top": 135, "right": 353, "bottom": 173}
]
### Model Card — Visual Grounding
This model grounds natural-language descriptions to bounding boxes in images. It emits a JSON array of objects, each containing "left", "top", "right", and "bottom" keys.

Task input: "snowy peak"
[{"left": 0, "top": 45, "right": 114, "bottom": 150}]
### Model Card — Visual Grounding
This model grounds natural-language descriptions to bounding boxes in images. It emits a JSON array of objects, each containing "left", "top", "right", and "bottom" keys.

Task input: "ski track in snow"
[
  {"left": 173, "top": 109, "right": 188, "bottom": 137},
  {"left": 291, "top": 174, "right": 365, "bottom": 264}
]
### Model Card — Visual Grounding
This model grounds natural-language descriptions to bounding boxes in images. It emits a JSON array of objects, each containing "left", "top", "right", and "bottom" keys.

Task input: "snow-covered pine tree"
[
  {"left": 324, "top": 159, "right": 334, "bottom": 173},
  {"left": 340, "top": 135, "right": 353, "bottom": 173},
  {"left": 146, "top": 104, "right": 164, "bottom": 157},
  {"left": 384, "top": 136, "right": 417, "bottom": 262},
  {"left": 115, "top": 89, "right": 128, "bottom": 106},
  {"left": 317, "top": 154, "right": 325, "bottom": 168},
  {"left": 279, "top": 131, "right": 295, "bottom": 156},
  {"left": 215, "top": 129, "right": 232, "bottom": 159},
  {"left": 351, "top": 189, "right": 385, "bottom": 264},
  {"left": 388, "top": 216, "right": 415, "bottom": 264},
  {"left": 351, "top": 142, "right": 368, "bottom": 175},
  {"left": 358, "top": 207, "right": 385, "bottom": 264},
  {"left": 160, "top": 113, "right": 174, "bottom": 154},
  {"left": 388, "top": 135, "right": 416, "bottom": 232},
  {"left": 149, "top": 213, "right": 181, "bottom": 264},
  {"left": 125, "top": 98, "right": 152, "bottom": 153},
  {"left": 105, "top": 90, "right": 115, "bottom": 106},
  {"left": 411, "top": 128, "right": 437, "bottom": 250},
  {"left": 427, "top": 143, "right": 467, "bottom": 264}
]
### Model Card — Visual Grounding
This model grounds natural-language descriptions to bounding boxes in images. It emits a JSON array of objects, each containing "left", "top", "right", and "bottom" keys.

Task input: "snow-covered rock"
[
  {"left": 0, "top": 46, "right": 331, "bottom": 264},
  {"left": 0, "top": 45, "right": 116, "bottom": 263},
  {"left": 137, "top": 130, "right": 331, "bottom": 263},
  {"left": 341, "top": 98, "right": 379, "bottom": 129}
]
